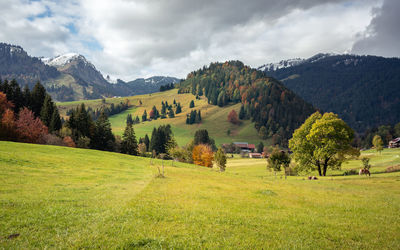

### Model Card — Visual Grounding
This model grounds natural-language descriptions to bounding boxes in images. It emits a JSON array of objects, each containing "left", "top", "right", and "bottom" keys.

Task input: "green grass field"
[
  {"left": 57, "top": 89, "right": 268, "bottom": 146},
  {"left": 1, "top": 141, "right": 399, "bottom": 249}
]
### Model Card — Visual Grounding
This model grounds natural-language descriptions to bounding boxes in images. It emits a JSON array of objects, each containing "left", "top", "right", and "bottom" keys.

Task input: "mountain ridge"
[
  {"left": 0, "top": 43, "right": 179, "bottom": 101},
  {"left": 260, "top": 53, "right": 400, "bottom": 132}
]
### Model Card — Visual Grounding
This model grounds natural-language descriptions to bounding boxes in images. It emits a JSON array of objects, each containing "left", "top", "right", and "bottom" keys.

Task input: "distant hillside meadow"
[{"left": 57, "top": 89, "right": 266, "bottom": 147}]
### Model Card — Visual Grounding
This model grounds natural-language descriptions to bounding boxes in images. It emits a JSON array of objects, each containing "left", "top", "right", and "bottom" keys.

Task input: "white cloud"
[{"left": 0, "top": 0, "right": 388, "bottom": 80}]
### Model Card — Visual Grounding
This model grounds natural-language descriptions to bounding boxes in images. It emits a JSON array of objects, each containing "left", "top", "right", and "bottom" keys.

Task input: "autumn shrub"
[
  {"left": 192, "top": 144, "right": 214, "bottom": 167},
  {"left": 227, "top": 110, "right": 240, "bottom": 125},
  {"left": 63, "top": 136, "right": 76, "bottom": 147}
]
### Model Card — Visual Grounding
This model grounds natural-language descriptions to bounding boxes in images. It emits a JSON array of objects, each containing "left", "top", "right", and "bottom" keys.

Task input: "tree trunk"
[
  {"left": 317, "top": 162, "right": 322, "bottom": 176},
  {"left": 323, "top": 159, "right": 329, "bottom": 176}
]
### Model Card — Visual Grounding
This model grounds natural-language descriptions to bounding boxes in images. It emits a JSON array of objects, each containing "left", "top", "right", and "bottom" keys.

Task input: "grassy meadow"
[
  {"left": 57, "top": 89, "right": 267, "bottom": 146},
  {"left": 1, "top": 141, "right": 399, "bottom": 249}
]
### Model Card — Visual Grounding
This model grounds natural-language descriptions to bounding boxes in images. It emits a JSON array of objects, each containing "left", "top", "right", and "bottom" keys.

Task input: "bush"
[
  {"left": 76, "top": 136, "right": 91, "bottom": 149},
  {"left": 343, "top": 169, "right": 359, "bottom": 176},
  {"left": 386, "top": 165, "right": 400, "bottom": 173},
  {"left": 63, "top": 136, "right": 76, "bottom": 147},
  {"left": 43, "top": 134, "right": 64, "bottom": 146},
  {"left": 285, "top": 163, "right": 300, "bottom": 176}
]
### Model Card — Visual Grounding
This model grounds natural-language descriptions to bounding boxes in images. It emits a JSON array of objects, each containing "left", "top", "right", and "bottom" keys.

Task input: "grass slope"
[
  {"left": 1, "top": 142, "right": 400, "bottom": 248},
  {"left": 57, "top": 89, "right": 267, "bottom": 146}
]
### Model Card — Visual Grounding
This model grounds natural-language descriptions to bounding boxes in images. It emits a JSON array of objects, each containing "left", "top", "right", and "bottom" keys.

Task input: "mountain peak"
[{"left": 42, "top": 53, "right": 93, "bottom": 68}]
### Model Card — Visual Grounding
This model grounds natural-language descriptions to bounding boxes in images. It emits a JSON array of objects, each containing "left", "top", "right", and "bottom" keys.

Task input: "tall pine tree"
[
  {"left": 121, "top": 123, "right": 138, "bottom": 155},
  {"left": 91, "top": 111, "right": 115, "bottom": 151}
]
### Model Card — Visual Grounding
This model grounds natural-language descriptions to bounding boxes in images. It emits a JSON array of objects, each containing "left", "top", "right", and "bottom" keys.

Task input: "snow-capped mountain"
[
  {"left": 258, "top": 58, "right": 304, "bottom": 71},
  {"left": 42, "top": 53, "right": 96, "bottom": 69},
  {"left": 0, "top": 43, "right": 180, "bottom": 101},
  {"left": 258, "top": 53, "right": 338, "bottom": 72}
]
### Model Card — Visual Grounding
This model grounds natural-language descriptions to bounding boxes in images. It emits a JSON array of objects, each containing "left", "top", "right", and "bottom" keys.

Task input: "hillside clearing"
[{"left": 57, "top": 89, "right": 268, "bottom": 146}]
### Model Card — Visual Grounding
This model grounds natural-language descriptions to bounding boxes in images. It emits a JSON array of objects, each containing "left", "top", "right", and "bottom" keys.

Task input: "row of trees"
[
  {"left": 0, "top": 80, "right": 63, "bottom": 144},
  {"left": 67, "top": 100, "right": 131, "bottom": 121},
  {"left": 186, "top": 110, "right": 202, "bottom": 124},
  {"left": 159, "top": 83, "right": 175, "bottom": 92}
]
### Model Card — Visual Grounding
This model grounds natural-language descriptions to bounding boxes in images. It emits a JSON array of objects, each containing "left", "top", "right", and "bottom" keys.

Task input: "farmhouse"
[
  {"left": 233, "top": 142, "right": 255, "bottom": 152},
  {"left": 389, "top": 137, "right": 400, "bottom": 148},
  {"left": 249, "top": 153, "right": 262, "bottom": 158}
]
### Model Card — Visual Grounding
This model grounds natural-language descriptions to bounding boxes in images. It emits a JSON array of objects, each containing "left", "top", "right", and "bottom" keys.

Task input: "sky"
[{"left": 0, "top": 0, "right": 398, "bottom": 80}]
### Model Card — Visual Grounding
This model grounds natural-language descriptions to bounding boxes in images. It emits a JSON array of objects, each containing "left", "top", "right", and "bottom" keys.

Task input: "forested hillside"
[
  {"left": 262, "top": 54, "right": 400, "bottom": 132},
  {"left": 178, "top": 61, "right": 315, "bottom": 146}
]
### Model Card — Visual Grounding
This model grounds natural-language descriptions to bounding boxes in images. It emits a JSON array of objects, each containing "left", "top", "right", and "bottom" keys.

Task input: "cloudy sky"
[{"left": 0, "top": 0, "right": 398, "bottom": 80}]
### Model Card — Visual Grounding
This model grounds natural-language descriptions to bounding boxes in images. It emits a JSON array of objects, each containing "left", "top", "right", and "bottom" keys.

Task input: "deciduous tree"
[
  {"left": 289, "top": 112, "right": 359, "bottom": 176},
  {"left": 214, "top": 147, "right": 227, "bottom": 171},
  {"left": 192, "top": 144, "right": 214, "bottom": 167},
  {"left": 16, "top": 107, "right": 48, "bottom": 143},
  {"left": 228, "top": 110, "right": 240, "bottom": 125},
  {"left": 372, "top": 135, "right": 384, "bottom": 154}
]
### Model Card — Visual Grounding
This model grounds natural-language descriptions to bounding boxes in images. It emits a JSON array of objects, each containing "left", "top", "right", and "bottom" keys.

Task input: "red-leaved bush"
[{"left": 16, "top": 107, "right": 48, "bottom": 143}]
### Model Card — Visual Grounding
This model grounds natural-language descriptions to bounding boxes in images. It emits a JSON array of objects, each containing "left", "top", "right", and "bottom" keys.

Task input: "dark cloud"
[{"left": 352, "top": 0, "right": 400, "bottom": 57}]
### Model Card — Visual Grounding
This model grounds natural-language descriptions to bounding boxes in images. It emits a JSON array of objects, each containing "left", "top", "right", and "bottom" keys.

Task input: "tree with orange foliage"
[
  {"left": 0, "top": 108, "right": 17, "bottom": 140},
  {"left": 16, "top": 107, "right": 48, "bottom": 143},
  {"left": 227, "top": 109, "right": 240, "bottom": 125},
  {"left": 0, "top": 92, "right": 14, "bottom": 116},
  {"left": 192, "top": 144, "right": 214, "bottom": 168},
  {"left": 63, "top": 136, "right": 76, "bottom": 147}
]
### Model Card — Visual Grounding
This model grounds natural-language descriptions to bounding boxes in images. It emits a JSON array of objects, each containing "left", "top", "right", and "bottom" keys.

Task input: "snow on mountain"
[
  {"left": 42, "top": 53, "right": 95, "bottom": 68},
  {"left": 259, "top": 53, "right": 339, "bottom": 72},
  {"left": 258, "top": 58, "right": 304, "bottom": 71}
]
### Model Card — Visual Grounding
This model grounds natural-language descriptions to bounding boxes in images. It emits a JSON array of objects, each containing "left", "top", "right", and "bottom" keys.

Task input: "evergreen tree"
[
  {"left": 135, "top": 116, "right": 140, "bottom": 124},
  {"left": 176, "top": 103, "right": 182, "bottom": 114},
  {"left": 31, "top": 81, "right": 46, "bottom": 117},
  {"left": 194, "top": 129, "right": 211, "bottom": 145},
  {"left": 49, "top": 105, "right": 62, "bottom": 132},
  {"left": 40, "top": 94, "right": 54, "bottom": 127},
  {"left": 189, "top": 100, "right": 195, "bottom": 108},
  {"left": 257, "top": 142, "right": 264, "bottom": 153},
  {"left": 91, "top": 111, "right": 115, "bottom": 151},
  {"left": 126, "top": 114, "right": 133, "bottom": 125},
  {"left": 142, "top": 110, "right": 147, "bottom": 122},
  {"left": 144, "top": 134, "right": 150, "bottom": 151},
  {"left": 168, "top": 107, "right": 175, "bottom": 118},
  {"left": 67, "top": 103, "right": 94, "bottom": 141},
  {"left": 121, "top": 123, "right": 138, "bottom": 155},
  {"left": 239, "top": 105, "right": 246, "bottom": 120},
  {"left": 196, "top": 110, "right": 201, "bottom": 123},
  {"left": 22, "top": 85, "right": 32, "bottom": 109},
  {"left": 161, "top": 101, "right": 166, "bottom": 115}
]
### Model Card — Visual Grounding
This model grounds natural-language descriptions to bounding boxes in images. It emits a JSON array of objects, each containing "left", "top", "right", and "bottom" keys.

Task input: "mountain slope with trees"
[
  {"left": 178, "top": 61, "right": 315, "bottom": 146},
  {"left": 261, "top": 54, "right": 400, "bottom": 132}
]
